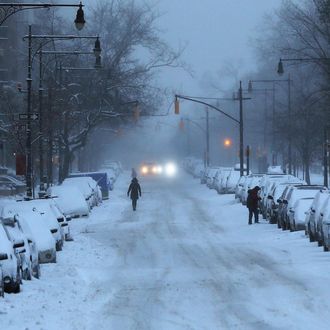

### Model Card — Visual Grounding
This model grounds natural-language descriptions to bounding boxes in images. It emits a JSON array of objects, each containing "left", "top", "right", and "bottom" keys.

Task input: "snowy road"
[{"left": 2, "top": 171, "right": 330, "bottom": 330}]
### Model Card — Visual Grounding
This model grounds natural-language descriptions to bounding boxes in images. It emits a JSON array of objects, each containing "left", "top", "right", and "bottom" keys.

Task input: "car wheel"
[
  {"left": 0, "top": 276, "right": 4, "bottom": 297},
  {"left": 324, "top": 245, "right": 329, "bottom": 252},
  {"left": 13, "top": 281, "right": 20, "bottom": 294},
  {"left": 308, "top": 224, "right": 315, "bottom": 242},
  {"left": 33, "top": 265, "right": 41, "bottom": 279}
]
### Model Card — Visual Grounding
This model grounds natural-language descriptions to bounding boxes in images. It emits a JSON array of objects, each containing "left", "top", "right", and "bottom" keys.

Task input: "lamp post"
[
  {"left": 248, "top": 78, "right": 292, "bottom": 173},
  {"left": 36, "top": 41, "right": 101, "bottom": 195},
  {"left": 23, "top": 28, "right": 100, "bottom": 198},
  {"left": 277, "top": 57, "right": 330, "bottom": 183},
  {"left": 0, "top": 2, "right": 85, "bottom": 28}
]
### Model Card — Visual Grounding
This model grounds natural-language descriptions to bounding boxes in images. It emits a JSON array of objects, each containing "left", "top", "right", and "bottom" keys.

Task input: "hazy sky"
[
  {"left": 154, "top": 0, "right": 282, "bottom": 96},
  {"left": 82, "top": 0, "right": 282, "bottom": 97}
]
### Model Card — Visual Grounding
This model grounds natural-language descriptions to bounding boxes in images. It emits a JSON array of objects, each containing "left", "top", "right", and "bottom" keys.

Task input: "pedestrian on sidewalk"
[
  {"left": 127, "top": 177, "right": 142, "bottom": 211},
  {"left": 247, "top": 186, "right": 261, "bottom": 225}
]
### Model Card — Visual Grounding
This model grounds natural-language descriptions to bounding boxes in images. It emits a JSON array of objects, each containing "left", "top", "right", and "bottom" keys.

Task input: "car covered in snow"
[
  {"left": 288, "top": 197, "right": 314, "bottom": 231},
  {"left": 1, "top": 215, "right": 35, "bottom": 280},
  {"left": 305, "top": 190, "right": 330, "bottom": 243},
  {"left": 1, "top": 202, "right": 57, "bottom": 264},
  {"left": 282, "top": 185, "right": 326, "bottom": 230},
  {"left": 0, "top": 223, "right": 21, "bottom": 293},
  {"left": 224, "top": 169, "right": 241, "bottom": 194},
  {"left": 235, "top": 175, "right": 248, "bottom": 200},
  {"left": 69, "top": 171, "right": 110, "bottom": 200},
  {"left": 215, "top": 168, "right": 232, "bottom": 194},
  {"left": 21, "top": 200, "right": 65, "bottom": 251},
  {"left": 62, "top": 177, "right": 99, "bottom": 209},
  {"left": 47, "top": 185, "right": 89, "bottom": 218}
]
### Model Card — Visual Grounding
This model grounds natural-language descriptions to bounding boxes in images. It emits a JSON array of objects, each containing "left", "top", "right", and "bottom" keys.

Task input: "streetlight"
[
  {"left": 277, "top": 57, "right": 330, "bottom": 76},
  {"left": 74, "top": 2, "right": 85, "bottom": 30},
  {"left": 224, "top": 138, "right": 232, "bottom": 147},
  {"left": 36, "top": 42, "right": 102, "bottom": 195},
  {"left": 23, "top": 27, "right": 100, "bottom": 198},
  {"left": 0, "top": 2, "right": 86, "bottom": 28}
]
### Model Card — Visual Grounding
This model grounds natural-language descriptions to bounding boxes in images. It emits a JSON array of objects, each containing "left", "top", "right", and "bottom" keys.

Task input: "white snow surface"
[{"left": 1, "top": 171, "right": 330, "bottom": 329}]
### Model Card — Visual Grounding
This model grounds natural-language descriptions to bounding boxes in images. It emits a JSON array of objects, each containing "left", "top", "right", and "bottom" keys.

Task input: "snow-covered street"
[{"left": 2, "top": 170, "right": 330, "bottom": 330}]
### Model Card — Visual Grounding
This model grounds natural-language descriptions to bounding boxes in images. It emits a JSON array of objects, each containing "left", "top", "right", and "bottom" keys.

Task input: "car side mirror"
[{"left": 277, "top": 199, "right": 282, "bottom": 203}]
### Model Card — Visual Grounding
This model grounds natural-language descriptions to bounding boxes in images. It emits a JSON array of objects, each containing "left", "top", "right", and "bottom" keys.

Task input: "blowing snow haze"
[{"left": 2, "top": 1, "right": 330, "bottom": 329}]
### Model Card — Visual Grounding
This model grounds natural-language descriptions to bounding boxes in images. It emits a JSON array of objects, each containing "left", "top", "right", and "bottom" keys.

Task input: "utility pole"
[
  {"left": 38, "top": 43, "right": 45, "bottom": 196},
  {"left": 239, "top": 81, "right": 244, "bottom": 176},
  {"left": 246, "top": 145, "right": 250, "bottom": 175},
  {"left": 206, "top": 106, "right": 210, "bottom": 167},
  {"left": 288, "top": 74, "right": 292, "bottom": 174},
  {"left": 26, "top": 25, "right": 33, "bottom": 199}
]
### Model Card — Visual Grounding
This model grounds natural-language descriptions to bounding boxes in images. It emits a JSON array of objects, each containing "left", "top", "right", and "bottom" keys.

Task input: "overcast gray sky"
[
  {"left": 84, "top": 0, "right": 282, "bottom": 101},
  {"left": 154, "top": 0, "right": 282, "bottom": 96}
]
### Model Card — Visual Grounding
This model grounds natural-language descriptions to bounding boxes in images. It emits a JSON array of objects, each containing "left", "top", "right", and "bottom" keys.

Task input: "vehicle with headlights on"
[
  {"left": 140, "top": 161, "right": 178, "bottom": 178},
  {"left": 140, "top": 162, "right": 163, "bottom": 176}
]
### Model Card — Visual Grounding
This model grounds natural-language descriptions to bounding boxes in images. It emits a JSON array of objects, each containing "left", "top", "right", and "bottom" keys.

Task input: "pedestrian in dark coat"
[
  {"left": 127, "top": 178, "right": 142, "bottom": 211},
  {"left": 247, "top": 186, "right": 261, "bottom": 224}
]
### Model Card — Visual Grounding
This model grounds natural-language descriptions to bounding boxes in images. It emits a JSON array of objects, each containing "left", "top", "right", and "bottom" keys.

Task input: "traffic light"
[{"left": 175, "top": 97, "right": 179, "bottom": 114}]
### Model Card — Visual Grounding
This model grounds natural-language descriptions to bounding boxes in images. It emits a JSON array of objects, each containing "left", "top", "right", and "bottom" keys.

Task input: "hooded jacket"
[
  {"left": 127, "top": 178, "right": 142, "bottom": 200},
  {"left": 246, "top": 186, "right": 261, "bottom": 210}
]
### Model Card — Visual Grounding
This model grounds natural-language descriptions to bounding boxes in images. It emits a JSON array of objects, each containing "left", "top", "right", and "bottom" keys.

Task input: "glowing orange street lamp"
[{"left": 224, "top": 138, "right": 232, "bottom": 147}]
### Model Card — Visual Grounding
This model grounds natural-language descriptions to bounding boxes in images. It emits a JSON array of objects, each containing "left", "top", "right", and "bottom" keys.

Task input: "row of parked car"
[
  {"left": 182, "top": 158, "right": 241, "bottom": 194},
  {"left": 235, "top": 172, "right": 330, "bottom": 252},
  {"left": 183, "top": 157, "right": 330, "bottom": 253},
  {"left": 0, "top": 165, "right": 121, "bottom": 297}
]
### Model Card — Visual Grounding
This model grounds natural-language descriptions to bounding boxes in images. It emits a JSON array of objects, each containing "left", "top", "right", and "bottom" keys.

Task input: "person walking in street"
[
  {"left": 127, "top": 177, "right": 142, "bottom": 211},
  {"left": 247, "top": 186, "right": 261, "bottom": 225}
]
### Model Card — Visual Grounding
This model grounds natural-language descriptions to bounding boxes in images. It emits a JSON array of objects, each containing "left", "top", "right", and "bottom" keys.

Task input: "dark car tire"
[
  {"left": 324, "top": 245, "right": 329, "bottom": 252},
  {"left": 13, "top": 281, "right": 20, "bottom": 294},
  {"left": 309, "top": 225, "right": 316, "bottom": 242}
]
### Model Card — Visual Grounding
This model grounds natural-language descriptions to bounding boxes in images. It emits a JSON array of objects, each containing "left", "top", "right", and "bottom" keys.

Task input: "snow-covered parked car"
[
  {"left": 0, "top": 203, "right": 41, "bottom": 278},
  {"left": 24, "top": 200, "right": 65, "bottom": 251},
  {"left": 1, "top": 216, "right": 34, "bottom": 280},
  {"left": 282, "top": 185, "right": 326, "bottom": 230},
  {"left": 224, "top": 169, "right": 241, "bottom": 194},
  {"left": 1, "top": 202, "right": 56, "bottom": 264},
  {"left": 305, "top": 190, "right": 329, "bottom": 243},
  {"left": 235, "top": 175, "right": 247, "bottom": 200},
  {"left": 47, "top": 185, "right": 89, "bottom": 218},
  {"left": 62, "top": 177, "right": 99, "bottom": 209},
  {"left": 0, "top": 223, "right": 21, "bottom": 293},
  {"left": 288, "top": 197, "right": 314, "bottom": 231},
  {"left": 40, "top": 198, "right": 72, "bottom": 241}
]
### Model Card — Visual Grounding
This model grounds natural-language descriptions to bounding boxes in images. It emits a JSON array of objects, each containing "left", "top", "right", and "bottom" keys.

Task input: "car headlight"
[
  {"left": 152, "top": 166, "right": 158, "bottom": 173},
  {"left": 165, "top": 162, "right": 177, "bottom": 177},
  {"left": 141, "top": 166, "right": 148, "bottom": 174}
]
